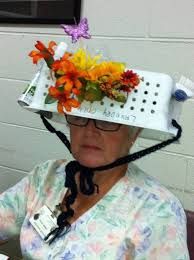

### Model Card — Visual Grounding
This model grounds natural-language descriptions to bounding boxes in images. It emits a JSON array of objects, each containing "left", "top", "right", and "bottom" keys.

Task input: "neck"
[
  {"left": 76, "top": 163, "right": 128, "bottom": 196},
  {"left": 94, "top": 163, "right": 128, "bottom": 186}
]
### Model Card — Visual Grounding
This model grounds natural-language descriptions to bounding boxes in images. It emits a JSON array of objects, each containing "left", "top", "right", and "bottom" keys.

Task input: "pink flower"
[
  {"left": 87, "top": 221, "right": 97, "bottom": 233},
  {"left": 89, "top": 242, "right": 103, "bottom": 254},
  {"left": 107, "top": 232, "right": 123, "bottom": 246}
]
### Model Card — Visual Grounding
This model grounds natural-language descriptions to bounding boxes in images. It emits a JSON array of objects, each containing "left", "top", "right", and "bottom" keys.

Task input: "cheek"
[
  {"left": 69, "top": 127, "right": 82, "bottom": 153},
  {"left": 114, "top": 127, "right": 136, "bottom": 155},
  {"left": 104, "top": 132, "right": 130, "bottom": 158}
]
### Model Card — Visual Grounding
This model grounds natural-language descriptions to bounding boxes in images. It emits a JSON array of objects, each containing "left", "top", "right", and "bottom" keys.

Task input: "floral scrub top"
[{"left": 0, "top": 159, "right": 189, "bottom": 259}]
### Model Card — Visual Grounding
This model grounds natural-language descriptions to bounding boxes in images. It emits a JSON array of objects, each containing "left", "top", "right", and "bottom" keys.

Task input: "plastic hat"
[{"left": 18, "top": 42, "right": 193, "bottom": 140}]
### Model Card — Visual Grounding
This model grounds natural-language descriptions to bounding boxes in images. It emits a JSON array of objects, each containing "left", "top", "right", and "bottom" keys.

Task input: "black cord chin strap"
[
  {"left": 40, "top": 115, "right": 71, "bottom": 152},
  {"left": 41, "top": 115, "right": 182, "bottom": 244},
  {"left": 93, "top": 119, "right": 181, "bottom": 171}
]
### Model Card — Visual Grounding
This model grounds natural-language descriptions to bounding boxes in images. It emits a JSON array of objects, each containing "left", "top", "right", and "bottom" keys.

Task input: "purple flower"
[
  {"left": 61, "top": 250, "right": 76, "bottom": 259},
  {"left": 171, "top": 201, "right": 185, "bottom": 224}
]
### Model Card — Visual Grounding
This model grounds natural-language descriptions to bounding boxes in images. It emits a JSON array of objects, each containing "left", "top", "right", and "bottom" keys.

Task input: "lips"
[{"left": 81, "top": 144, "right": 101, "bottom": 150}]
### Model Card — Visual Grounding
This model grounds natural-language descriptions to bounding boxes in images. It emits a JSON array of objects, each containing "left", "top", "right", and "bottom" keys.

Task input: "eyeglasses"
[{"left": 65, "top": 115, "right": 121, "bottom": 131}]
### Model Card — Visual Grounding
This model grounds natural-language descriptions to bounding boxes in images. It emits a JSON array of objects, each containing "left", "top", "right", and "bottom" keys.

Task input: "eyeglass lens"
[{"left": 65, "top": 115, "right": 120, "bottom": 131}]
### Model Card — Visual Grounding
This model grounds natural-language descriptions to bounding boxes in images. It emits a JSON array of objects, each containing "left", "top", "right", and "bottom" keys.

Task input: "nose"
[{"left": 85, "top": 119, "right": 98, "bottom": 132}]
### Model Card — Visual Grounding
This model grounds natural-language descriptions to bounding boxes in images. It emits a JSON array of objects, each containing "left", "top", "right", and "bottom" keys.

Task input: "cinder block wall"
[
  {"left": 0, "top": 1, "right": 193, "bottom": 255},
  {"left": 0, "top": 0, "right": 194, "bottom": 206}
]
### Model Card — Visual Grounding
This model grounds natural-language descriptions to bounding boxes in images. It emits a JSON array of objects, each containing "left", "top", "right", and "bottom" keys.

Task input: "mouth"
[{"left": 81, "top": 144, "right": 102, "bottom": 151}]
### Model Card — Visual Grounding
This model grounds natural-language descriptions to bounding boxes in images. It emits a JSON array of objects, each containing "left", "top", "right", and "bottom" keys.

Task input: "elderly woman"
[{"left": 0, "top": 39, "right": 190, "bottom": 259}]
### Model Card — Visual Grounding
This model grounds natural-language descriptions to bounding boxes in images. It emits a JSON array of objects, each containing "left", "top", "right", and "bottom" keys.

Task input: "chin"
[
  {"left": 79, "top": 159, "right": 104, "bottom": 168},
  {"left": 75, "top": 155, "right": 107, "bottom": 168}
]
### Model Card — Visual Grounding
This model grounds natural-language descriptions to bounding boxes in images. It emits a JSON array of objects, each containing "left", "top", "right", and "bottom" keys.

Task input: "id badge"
[{"left": 29, "top": 205, "right": 58, "bottom": 241}]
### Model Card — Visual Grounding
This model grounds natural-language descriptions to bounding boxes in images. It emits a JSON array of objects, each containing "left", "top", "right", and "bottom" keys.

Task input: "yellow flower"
[
  {"left": 71, "top": 48, "right": 101, "bottom": 70},
  {"left": 88, "top": 61, "right": 125, "bottom": 82}
]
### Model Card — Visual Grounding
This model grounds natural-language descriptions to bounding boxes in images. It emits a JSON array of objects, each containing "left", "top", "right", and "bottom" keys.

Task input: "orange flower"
[
  {"left": 29, "top": 41, "right": 56, "bottom": 65},
  {"left": 51, "top": 52, "right": 73, "bottom": 74},
  {"left": 48, "top": 56, "right": 83, "bottom": 112},
  {"left": 52, "top": 59, "right": 73, "bottom": 75},
  {"left": 48, "top": 86, "right": 80, "bottom": 113},
  {"left": 56, "top": 75, "right": 82, "bottom": 92},
  {"left": 54, "top": 61, "right": 84, "bottom": 92},
  {"left": 57, "top": 98, "right": 80, "bottom": 113},
  {"left": 60, "top": 98, "right": 80, "bottom": 112},
  {"left": 48, "top": 86, "right": 65, "bottom": 98}
]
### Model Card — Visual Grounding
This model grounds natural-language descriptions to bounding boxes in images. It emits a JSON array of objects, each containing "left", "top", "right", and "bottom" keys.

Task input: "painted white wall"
[
  {"left": 0, "top": 0, "right": 194, "bottom": 218},
  {"left": 0, "top": 0, "right": 194, "bottom": 256}
]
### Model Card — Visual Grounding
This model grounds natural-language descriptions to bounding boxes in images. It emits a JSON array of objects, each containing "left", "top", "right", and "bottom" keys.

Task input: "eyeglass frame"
[{"left": 65, "top": 114, "right": 121, "bottom": 132}]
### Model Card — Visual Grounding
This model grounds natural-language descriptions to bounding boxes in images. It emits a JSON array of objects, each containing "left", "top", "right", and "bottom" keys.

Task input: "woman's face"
[{"left": 69, "top": 119, "right": 139, "bottom": 168}]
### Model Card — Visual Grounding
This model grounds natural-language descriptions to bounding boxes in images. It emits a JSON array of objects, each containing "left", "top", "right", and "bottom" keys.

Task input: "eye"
[{"left": 72, "top": 116, "right": 81, "bottom": 121}]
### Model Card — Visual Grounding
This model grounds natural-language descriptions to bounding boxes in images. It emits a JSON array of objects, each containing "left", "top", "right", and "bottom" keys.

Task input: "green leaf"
[
  {"left": 58, "top": 86, "right": 64, "bottom": 92},
  {"left": 77, "top": 87, "right": 86, "bottom": 102},
  {"left": 77, "top": 93, "right": 85, "bottom": 103},
  {"left": 84, "top": 82, "right": 103, "bottom": 102},
  {"left": 85, "top": 88, "right": 103, "bottom": 102},
  {"left": 45, "top": 94, "right": 57, "bottom": 104},
  {"left": 97, "top": 204, "right": 105, "bottom": 211},
  {"left": 104, "top": 195, "right": 117, "bottom": 202},
  {"left": 79, "top": 77, "right": 87, "bottom": 85},
  {"left": 115, "top": 95, "right": 126, "bottom": 103},
  {"left": 85, "top": 81, "right": 99, "bottom": 91}
]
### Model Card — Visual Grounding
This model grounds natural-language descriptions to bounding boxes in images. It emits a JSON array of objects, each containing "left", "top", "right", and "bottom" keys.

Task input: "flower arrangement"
[{"left": 29, "top": 41, "right": 141, "bottom": 113}]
